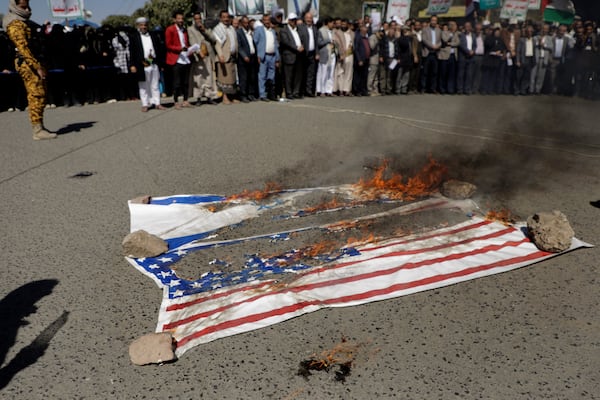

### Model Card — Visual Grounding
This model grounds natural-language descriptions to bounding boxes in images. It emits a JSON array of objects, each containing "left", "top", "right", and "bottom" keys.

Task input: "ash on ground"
[{"left": 172, "top": 190, "right": 469, "bottom": 282}]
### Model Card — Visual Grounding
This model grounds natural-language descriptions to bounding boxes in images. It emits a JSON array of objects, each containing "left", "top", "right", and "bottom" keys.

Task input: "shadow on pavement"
[
  {"left": 0, "top": 280, "right": 68, "bottom": 390},
  {"left": 55, "top": 121, "right": 96, "bottom": 136}
]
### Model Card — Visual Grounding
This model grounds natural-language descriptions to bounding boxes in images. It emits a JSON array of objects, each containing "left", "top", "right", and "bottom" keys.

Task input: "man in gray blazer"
[
  {"left": 515, "top": 25, "right": 536, "bottom": 95},
  {"left": 298, "top": 12, "right": 318, "bottom": 96},
  {"left": 530, "top": 23, "right": 553, "bottom": 94},
  {"left": 316, "top": 17, "right": 336, "bottom": 95},
  {"left": 457, "top": 21, "right": 477, "bottom": 95},
  {"left": 420, "top": 16, "right": 442, "bottom": 93}
]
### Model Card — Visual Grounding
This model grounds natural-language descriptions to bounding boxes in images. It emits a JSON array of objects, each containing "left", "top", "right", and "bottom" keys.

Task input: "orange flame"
[
  {"left": 227, "top": 182, "right": 283, "bottom": 201},
  {"left": 354, "top": 157, "right": 447, "bottom": 201},
  {"left": 304, "top": 240, "right": 338, "bottom": 258},
  {"left": 346, "top": 233, "right": 376, "bottom": 246},
  {"left": 327, "top": 220, "right": 360, "bottom": 232},
  {"left": 485, "top": 209, "right": 515, "bottom": 225},
  {"left": 302, "top": 197, "right": 347, "bottom": 214}
]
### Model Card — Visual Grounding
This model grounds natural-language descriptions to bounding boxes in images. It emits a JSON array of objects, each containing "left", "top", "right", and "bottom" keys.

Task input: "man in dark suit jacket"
[
  {"left": 298, "top": 12, "right": 318, "bottom": 96},
  {"left": 379, "top": 23, "right": 398, "bottom": 95},
  {"left": 236, "top": 16, "right": 258, "bottom": 102},
  {"left": 279, "top": 12, "right": 305, "bottom": 99},
  {"left": 129, "top": 17, "right": 166, "bottom": 111},
  {"left": 353, "top": 24, "right": 370, "bottom": 96},
  {"left": 456, "top": 21, "right": 477, "bottom": 94},
  {"left": 420, "top": 16, "right": 442, "bottom": 93}
]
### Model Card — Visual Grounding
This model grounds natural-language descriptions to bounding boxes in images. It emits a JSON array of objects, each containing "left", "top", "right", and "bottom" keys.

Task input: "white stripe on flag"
[{"left": 154, "top": 218, "right": 566, "bottom": 356}]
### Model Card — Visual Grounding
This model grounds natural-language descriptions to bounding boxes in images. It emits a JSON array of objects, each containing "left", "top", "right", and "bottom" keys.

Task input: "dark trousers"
[
  {"left": 457, "top": 56, "right": 475, "bottom": 94},
  {"left": 237, "top": 54, "right": 258, "bottom": 99},
  {"left": 472, "top": 55, "right": 484, "bottom": 93},
  {"left": 305, "top": 51, "right": 317, "bottom": 95},
  {"left": 421, "top": 53, "right": 438, "bottom": 93},
  {"left": 516, "top": 56, "right": 535, "bottom": 95},
  {"left": 172, "top": 63, "right": 190, "bottom": 102},
  {"left": 353, "top": 62, "right": 369, "bottom": 95},
  {"left": 438, "top": 56, "right": 457, "bottom": 94},
  {"left": 502, "top": 63, "right": 516, "bottom": 94},
  {"left": 283, "top": 59, "right": 303, "bottom": 98},
  {"left": 408, "top": 60, "right": 421, "bottom": 92},
  {"left": 480, "top": 65, "right": 499, "bottom": 94}
]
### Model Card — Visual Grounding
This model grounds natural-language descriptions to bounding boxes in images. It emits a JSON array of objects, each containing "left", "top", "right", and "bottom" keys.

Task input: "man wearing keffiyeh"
[{"left": 4, "top": 0, "right": 57, "bottom": 140}]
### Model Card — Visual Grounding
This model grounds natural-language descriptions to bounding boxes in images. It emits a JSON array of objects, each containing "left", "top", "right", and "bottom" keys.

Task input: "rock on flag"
[{"left": 125, "top": 187, "right": 590, "bottom": 357}]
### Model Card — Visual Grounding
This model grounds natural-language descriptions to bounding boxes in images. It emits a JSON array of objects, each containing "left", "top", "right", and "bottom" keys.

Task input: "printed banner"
[
  {"left": 385, "top": 0, "right": 411, "bottom": 25},
  {"left": 288, "top": 0, "right": 319, "bottom": 20},
  {"left": 528, "top": 0, "right": 541, "bottom": 9},
  {"left": 427, "top": 0, "right": 453, "bottom": 15},
  {"left": 363, "top": 2, "right": 385, "bottom": 31},
  {"left": 228, "top": 0, "right": 266, "bottom": 16},
  {"left": 48, "top": 0, "right": 84, "bottom": 18},
  {"left": 500, "top": 0, "right": 529, "bottom": 21},
  {"left": 479, "top": 0, "right": 501, "bottom": 10}
]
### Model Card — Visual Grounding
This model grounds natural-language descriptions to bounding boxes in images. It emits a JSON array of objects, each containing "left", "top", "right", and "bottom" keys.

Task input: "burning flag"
[{"left": 125, "top": 165, "right": 591, "bottom": 357}]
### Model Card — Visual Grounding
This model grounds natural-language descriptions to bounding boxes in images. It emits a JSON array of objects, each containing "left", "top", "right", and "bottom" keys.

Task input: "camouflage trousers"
[{"left": 17, "top": 62, "right": 46, "bottom": 126}]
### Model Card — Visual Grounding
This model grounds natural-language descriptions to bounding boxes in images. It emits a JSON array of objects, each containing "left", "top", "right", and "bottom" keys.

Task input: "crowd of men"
[{"left": 1, "top": 9, "right": 598, "bottom": 113}]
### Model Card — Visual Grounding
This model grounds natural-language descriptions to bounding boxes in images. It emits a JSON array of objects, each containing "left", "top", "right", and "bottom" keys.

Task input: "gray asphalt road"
[{"left": 0, "top": 94, "right": 598, "bottom": 400}]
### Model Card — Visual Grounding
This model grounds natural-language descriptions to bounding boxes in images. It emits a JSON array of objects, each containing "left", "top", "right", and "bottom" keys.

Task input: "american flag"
[{"left": 126, "top": 191, "right": 589, "bottom": 357}]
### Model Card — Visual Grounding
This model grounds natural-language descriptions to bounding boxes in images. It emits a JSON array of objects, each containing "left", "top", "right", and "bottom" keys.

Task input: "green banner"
[
  {"left": 479, "top": 0, "right": 502, "bottom": 10},
  {"left": 543, "top": 8, "right": 575, "bottom": 24}
]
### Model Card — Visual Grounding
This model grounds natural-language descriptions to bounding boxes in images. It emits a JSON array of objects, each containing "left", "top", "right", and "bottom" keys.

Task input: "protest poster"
[
  {"left": 385, "top": 0, "right": 411, "bottom": 26},
  {"left": 528, "top": 0, "right": 541, "bottom": 9},
  {"left": 363, "top": 2, "right": 386, "bottom": 31},
  {"left": 427, "top": 0, "right": 453, "bottom": 15},
  {"left": 479, "top": 0, "right": 502, "bottom": 10},
  {"left": 48, "top": 0, "right": 84, "bottom": 18},
  {"left": 500, "top": 0, "right": 529, "bottom": 21},
  {"left": 288, "top": 0, "right": 319, "bottom": 20}
]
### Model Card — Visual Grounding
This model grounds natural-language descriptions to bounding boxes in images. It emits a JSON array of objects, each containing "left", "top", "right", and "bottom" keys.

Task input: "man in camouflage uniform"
[{"left": 4, "top": 0, "right": 56, "bottom": 140}]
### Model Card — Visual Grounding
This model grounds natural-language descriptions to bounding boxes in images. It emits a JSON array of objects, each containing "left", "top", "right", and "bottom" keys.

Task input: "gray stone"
[
  {"left": 130, "top": 195, "right": 152, "bottom": 204},
  {"left": 527, "top": 210, "right": 574, "bottom": 253},
  {"left": 441, "top": 180, "right": 477, "bottom": 200},
  {"left": 129, "top": 332, "right": 177, "bottom": 366},
  {"left": 122, "top": 230, "right": 168, "bottom": 258}
]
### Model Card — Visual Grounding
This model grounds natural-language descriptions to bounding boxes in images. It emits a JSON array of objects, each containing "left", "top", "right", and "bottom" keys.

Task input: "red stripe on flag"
[
  {"left": 167, "top": 219, "right": 494, "bottom": 312},
  {"left": 163, "top": 238, "right": 533, "bottom": 330},
  {"left": 175, "top": 250, "right": 549, "bottom": 348},
  {"left": 295, "top": 226, "right": 516, "bottom": 278},
  {"left": 361, "top": 219, "right": 494, "bottom": 252}
]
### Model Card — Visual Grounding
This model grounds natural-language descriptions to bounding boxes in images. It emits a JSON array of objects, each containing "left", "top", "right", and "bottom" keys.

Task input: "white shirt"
[
  {"left": 554, "top": 37, "right": 564, "bottom": 58},
  {"left": 475, "top": 34, "right": 484, "bottom": 55},
  {"left": 344, "top": 30, "right": 352, "bottom": 51},
  {"left": 290, "top": 26, "right": 302, "bottom": 49},
  {"left": 525, "top": 38, "right": 533, "bottom": 57},
  {"left": 430, "top": 28, "right": 436, "bottom": 44},
  {"left": 388, "top": 39, "right": 394, "bottom": 58},
  {"left": 176, "top": 27, "right": 190, "bottom": 65},
  {"left": 140, "top": 32, "right": 155, "bottom": 62},
  {"left": 307, "top": 25, "right": 315, "bottom": 51},
  {"left": 244, "top": 29, "right": 255, "bottom": 54},
  {"left": 466, "top": 34, "right": 473, "bottom": 51},
  {"left": 265, "top": 27, "right": 275, "bottom": 54},
  {"left": 227, "top": 26, "right": 237, "bottom": 54}
]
